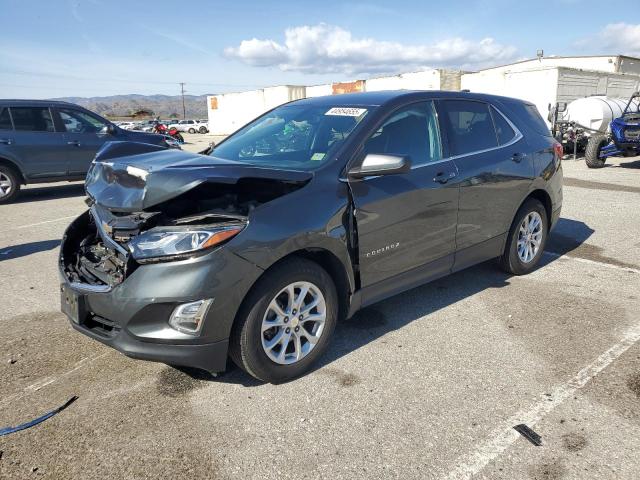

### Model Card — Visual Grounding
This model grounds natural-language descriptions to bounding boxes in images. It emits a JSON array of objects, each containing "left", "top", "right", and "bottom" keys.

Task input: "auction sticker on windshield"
[{"left": 325, "top": 107, "right": 368, "bottom": 117}]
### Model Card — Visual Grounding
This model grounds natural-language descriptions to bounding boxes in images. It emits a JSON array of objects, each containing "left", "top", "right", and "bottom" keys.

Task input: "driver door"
[
  {"left": 54, "top": 108, "right": 113, "bottom": 176},
  {"left": 348, "top": 101, "right": 459, "bottom": 303}
]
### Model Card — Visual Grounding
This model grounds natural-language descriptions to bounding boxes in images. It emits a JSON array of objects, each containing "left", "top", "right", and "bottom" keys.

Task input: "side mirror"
[
  {"left": 106, "top": 124, "right": 117, "bottom": 135},
  {"left": 348, "top": 153, "right": 411, "bottom": 179},
  {"left": 556, "top": 102, "right": 567, "bottom": 113}
]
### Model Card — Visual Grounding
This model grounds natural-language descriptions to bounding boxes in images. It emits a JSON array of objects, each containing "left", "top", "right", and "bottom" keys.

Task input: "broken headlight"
[{"left": 128, "top": 225, "right": 244, "bottom": 262}]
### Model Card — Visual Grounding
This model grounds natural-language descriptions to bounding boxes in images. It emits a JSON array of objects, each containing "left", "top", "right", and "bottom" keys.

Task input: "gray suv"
[{"left": 0, "top": 100, "right": 173, "bottom": 203}]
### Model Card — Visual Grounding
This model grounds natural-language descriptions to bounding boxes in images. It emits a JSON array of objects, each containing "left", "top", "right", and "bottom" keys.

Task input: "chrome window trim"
[
  {"left": 439, "top": 101, "right": 523, "bottom": 162},
  {"left": 344, "top": 99, "right": 525, "bottom": 179}
]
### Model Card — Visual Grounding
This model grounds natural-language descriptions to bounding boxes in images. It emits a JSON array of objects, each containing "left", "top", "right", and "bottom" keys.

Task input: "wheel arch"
[
  {"left": 0, "top": 157, "right": 26, "bottom": 184},
  {"left": 526, "top": 188, "right": 553, "bottom": 230},
  {"left": 233, "top": 247, "right": 354, "bottom": 331}
]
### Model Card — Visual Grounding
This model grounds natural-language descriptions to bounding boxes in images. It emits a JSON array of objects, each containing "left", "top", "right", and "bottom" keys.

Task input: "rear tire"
[
  {"left": 230, "top": 258, "right": 338, "bottom": 383},
  {"left": 585, "top": 134, "right": 608, "bottom": 168},
  {"left": 188, "top": 128, "right": 196, "bottom": 134},
  {"left": 499, "top": 198, "right": 548, "bottom": 275},
  {"left": 199, "top": 126, "right": 208, "bottom": 134},
  {"left": 0, "top": 165, "right": 21, "bottom": 204}
]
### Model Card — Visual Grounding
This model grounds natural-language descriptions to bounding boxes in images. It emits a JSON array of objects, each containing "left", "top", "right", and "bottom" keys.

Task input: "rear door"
[
  {"left": 438, "top": 99, "right": 533, "bottom": 258},
  {"left": 7, "top": 106, "right": 68, "bottom": 179},
  {"left": 348, "top": 101, "right": 459, "bottom": 296},
  {"left": 55, "top": 107, "right": 113, "bottom": 176}
]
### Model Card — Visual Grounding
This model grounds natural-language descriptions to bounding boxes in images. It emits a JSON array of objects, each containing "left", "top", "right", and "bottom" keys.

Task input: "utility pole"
[{"left": 179, "top": 82, "right": 186, "bottom": 119}]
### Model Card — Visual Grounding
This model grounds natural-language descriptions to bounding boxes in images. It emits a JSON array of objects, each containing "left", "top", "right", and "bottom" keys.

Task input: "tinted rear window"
[
  {"left": 490, "top": 106, "right": 516, "bottom": 145},
  {"left": 441, "top": 100, "right": 498, "bottom": 155},
  {"left": 0, "top": 107, "right": 12, "bottom": 130},
  {"left": 508, "top": 102, "right": 551, "bottom": 137},
  {"left": 10, "top": 107, "right": 55, "bottom": 132}
]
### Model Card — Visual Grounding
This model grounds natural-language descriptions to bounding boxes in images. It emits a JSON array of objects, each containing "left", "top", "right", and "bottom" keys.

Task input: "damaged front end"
[{"left": 61, "top": 144, "right": 312, "bottom": 290}]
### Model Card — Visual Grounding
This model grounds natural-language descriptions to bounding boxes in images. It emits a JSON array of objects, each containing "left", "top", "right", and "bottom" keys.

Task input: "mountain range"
[{"left": 52, "top": 94, "right": 213, "bottom": 119}]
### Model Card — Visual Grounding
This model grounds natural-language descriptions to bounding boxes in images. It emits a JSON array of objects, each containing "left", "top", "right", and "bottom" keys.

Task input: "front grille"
[{"left": 624, "top": 129, "right": 640, "bottom": 141}]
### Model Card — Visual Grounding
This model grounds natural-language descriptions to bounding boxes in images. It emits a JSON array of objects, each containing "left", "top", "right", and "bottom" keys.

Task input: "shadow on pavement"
[
  {"left": 546, "top": 218, "right": 595, "bottom": 256},
  {"left": 12, "top": 183, "right": 85, "bottom": 204},
  {"left": 0, "top": 239, "right": 60, "bottom": 261},
  {"left": 180, "top": 217, "right": 595, "bottom": 386},
  {"left": 619, "top": 159, "right": 640, "bottom": 169}
]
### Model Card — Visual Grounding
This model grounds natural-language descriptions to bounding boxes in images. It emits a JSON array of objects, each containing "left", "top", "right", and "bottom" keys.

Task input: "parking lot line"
[
  {"left": 0, "top": 352, "right": 109, "bottom": 408},
  {"left": 544, "top": 251, "right": 640, "bottom": 275},
  {"left": 6, "top": 215, "right": 78, "bottom": 231},
  {"left": 443, "top": 320, "right": 640, "bottom": 480}
]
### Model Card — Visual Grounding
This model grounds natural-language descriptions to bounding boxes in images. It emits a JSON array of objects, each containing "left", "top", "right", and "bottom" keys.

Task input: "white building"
[
  {"left": 207, "top": 85, "right": 306, "bottom": 136},
  {"left": 461, "top": 55, "right": 640, "bottom": 125},
  {"left": 207, "top": 70, "right": 463, "bottom": 135}
]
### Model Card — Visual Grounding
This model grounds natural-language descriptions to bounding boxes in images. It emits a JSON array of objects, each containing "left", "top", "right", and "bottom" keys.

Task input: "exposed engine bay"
[{"left": 61, "top": 177, "right": 308, "bottom": 288}]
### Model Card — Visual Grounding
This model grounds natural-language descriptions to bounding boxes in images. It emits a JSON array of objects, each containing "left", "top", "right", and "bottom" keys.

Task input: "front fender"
[{"left": 228, "top": 179, "right": 356, "bottom": 295}]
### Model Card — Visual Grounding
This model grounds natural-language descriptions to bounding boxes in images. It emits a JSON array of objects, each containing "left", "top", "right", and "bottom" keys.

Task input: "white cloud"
[
  {"left": 224, "top": 24, "right": 518, "bottom": 75},
  {"left": 598, "top": 23, "right": 640, "bottom": 56}
]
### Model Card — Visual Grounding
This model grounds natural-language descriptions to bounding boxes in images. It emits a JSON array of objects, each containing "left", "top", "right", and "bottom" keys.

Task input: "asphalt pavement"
[{"left": 1, "top": 143, "right": 639, "bottom": 479}]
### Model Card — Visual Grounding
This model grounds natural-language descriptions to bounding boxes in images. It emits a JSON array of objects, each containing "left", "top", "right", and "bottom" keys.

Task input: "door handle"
[
  {"left": 0, "top": 138, "right": 13, "bottom": 145},
  {"left": 433, "top": 171, "right": 457, "bottom": 184},
  {"left": 511, "top": 153, "right": 526, "bottom": 163},
  {"left": 67, "top": 140, "right": 81, "bottom": 147}
]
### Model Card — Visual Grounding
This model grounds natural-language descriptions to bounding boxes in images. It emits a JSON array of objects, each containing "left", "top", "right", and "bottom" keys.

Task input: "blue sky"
[{"left": 1, "top": 0, "right": 639, "bottom": 98}]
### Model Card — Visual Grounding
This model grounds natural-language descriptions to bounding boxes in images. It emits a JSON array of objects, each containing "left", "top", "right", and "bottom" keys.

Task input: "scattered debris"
[
  {"left": 513, "top": 423, "right": 543, "bottom": 446},
  {"left": 0, "top": 396, "right": 78, "bottom": 436}
]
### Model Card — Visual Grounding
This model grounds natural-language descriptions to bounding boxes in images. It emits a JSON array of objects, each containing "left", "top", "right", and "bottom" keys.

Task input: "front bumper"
[{"left": 59, "top": 212, "right": 263, "bottom": 373}]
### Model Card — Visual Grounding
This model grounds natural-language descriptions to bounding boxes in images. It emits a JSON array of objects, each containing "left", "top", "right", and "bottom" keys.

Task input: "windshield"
[{"left": 210, "top": 104, "right": 371, "bottom": 170}]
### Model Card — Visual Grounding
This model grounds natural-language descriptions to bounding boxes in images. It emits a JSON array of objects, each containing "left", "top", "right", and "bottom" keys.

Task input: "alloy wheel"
[
  {"left": 0, "top": 172, "right": 13, "bottom": 199},
  {"left": 517, "top": 211, "right": 543, "bottom": 263},
  {"left": 261, "top": 281, "right": 327, "bottom": 365}
]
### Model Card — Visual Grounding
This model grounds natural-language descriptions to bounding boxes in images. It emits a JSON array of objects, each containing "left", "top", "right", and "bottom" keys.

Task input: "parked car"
[
  {"left": 169, "top": 119, "right": 208, "bottom": 134},
  {"left": 0, "top": 100, "right": 178, "bottom": 203},
  {"left": 59, "top": 91, "right": 563, "bottom": 383},
  {"left": 118, "top": 121, "right": 137, "bottom": 130}
]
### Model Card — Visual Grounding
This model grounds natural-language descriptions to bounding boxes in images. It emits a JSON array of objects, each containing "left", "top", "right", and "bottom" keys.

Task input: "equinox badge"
[{"left": 365, "top": 242, "right": 400, "bottom": 258}]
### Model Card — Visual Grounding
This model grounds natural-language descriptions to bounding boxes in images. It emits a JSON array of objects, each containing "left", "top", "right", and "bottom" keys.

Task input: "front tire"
[
  {"left": 0, "top": 165, "right": 20, "bottom": 204},
  {"left": 499, "top": 198, "right": 548, "bottom": 275},
  {"left": 230, "top": 258, "right": 338, "bottom": 383},
  {"left": 199, "top": 126, "right": 208, "bottom": 134},
  {"left": 188, "top": 128, "right": 196, "bottom": 134},
  {"left": 585, "top": 134, "right": 608, "bottom": 168}
]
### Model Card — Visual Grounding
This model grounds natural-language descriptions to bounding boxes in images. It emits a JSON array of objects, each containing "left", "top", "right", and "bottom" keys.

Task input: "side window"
[
  {"left": 490, "top": 106, "right": 516, "bottom": 145},
  {"left": 364, "top": 101, "right": 442, "bottom": 166},
  {"left": 10, "top": 107, "right": 55, "bottom": 132},
  {"left": 0, "top": 107, "right": 12, "bottom": 130},
  {"left": 58, "top": 109, "right": 108, "bottom": 134},
  {"left": 440, "top": 100, "right": 497, "bottom": 155}
]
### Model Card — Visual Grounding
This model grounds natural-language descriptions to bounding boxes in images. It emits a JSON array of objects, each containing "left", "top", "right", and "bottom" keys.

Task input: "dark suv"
[
  {"left": 0, "top": 100, "right": 173, "bottom": 203},
  {"left": 60, "top": 91, "right": 562, "bottom": 383}
]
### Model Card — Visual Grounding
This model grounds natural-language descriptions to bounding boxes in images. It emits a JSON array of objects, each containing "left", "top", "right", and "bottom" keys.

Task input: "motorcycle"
[{"left": 153, "top": 123, "right": 185, "bottom": 143}]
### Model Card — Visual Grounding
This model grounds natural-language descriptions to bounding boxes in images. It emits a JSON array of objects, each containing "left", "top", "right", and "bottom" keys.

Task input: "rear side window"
[
  {"left": 490, "top": 106, "right": 516, "bottom": 145},
  {"left": 507, "top": 102, "right": 551, "bottom": 137},
  {"left": 440, "top": 100, "right": 497, "bottom": 155},
  {"left": 0, "top": 107, "right": 12, "bottom": 130},
  {"left": 10, "top": 107, "right": 55, "bottom": 132}
]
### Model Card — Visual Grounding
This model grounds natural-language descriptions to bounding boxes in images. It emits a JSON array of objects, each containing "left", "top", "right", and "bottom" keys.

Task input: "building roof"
[{"left": 471, "top": 54, "right": 640, "bottom": 74}]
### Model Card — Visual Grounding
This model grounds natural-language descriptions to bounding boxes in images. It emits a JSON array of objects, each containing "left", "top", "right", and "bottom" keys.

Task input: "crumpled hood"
[{"left": 86, "top": 141, "right": 313, "bottom": 212}]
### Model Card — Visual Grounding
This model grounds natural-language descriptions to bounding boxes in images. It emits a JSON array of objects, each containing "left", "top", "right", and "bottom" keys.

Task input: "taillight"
[{"left": 553, "top": 142, "right": 563, "bottom": 159}]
